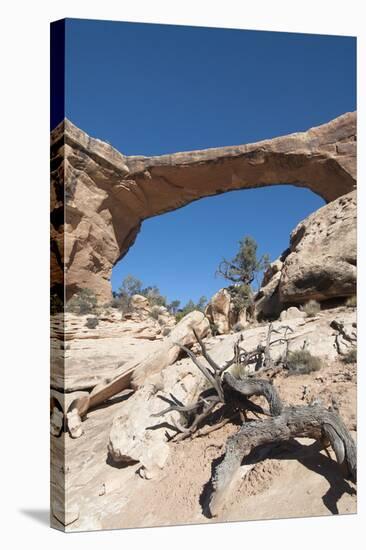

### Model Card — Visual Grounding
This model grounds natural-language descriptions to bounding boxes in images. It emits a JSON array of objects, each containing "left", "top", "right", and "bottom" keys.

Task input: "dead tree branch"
[
  {"left": 151, "top": 327, "right": 356, "bottom": 515},
  {"left": 153, "top": 328, "right": 287, "bottom": 441},
  {"left": 208, "top": 403, "right": 357, "bottom": 517}
]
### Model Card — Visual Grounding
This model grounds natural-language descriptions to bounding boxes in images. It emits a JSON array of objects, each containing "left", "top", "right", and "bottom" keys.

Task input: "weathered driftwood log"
[
  {"left": 208, "top": 403, "right": 357, "bottom": 516},
  {"left": 52, "top": 311, "right": 209, "bottom": 437}
]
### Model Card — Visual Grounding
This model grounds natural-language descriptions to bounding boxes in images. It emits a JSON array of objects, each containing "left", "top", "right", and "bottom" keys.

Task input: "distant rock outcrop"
[
  {"left": 279, "top": 190, "right": 356, "bottom": 303},
  {"left": 205, "top": 288, "right": 247, "bottom": 334},
  {"left": 51, "top": 112, "right": 356, "bottom": 302},
  {"left": 255, "top": 190, "right": 356, "bottom": 318}
]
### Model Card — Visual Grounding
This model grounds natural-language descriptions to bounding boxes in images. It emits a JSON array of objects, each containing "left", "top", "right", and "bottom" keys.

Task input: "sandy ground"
[{"left": 51, "top": 355, "right": 356, "bottom": 532}]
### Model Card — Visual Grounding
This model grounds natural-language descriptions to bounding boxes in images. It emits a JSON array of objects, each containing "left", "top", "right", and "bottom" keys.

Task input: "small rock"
[{"left": 280, "top": 307, "right": 306, "bottom": 321}]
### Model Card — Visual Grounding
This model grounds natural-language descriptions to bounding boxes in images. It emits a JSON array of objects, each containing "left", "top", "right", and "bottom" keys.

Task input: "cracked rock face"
[
  {"left": 255, "top": 191, "right": 357, "bottom": 319},
  {"left": 51, "top": 112, "right": 356, "bottom": 302},
  {"left": 255, "top": 191, "right": 356, "bottom": 316},
  {"left": 279, "top": 190, "right": 356, "bottom": 304}
]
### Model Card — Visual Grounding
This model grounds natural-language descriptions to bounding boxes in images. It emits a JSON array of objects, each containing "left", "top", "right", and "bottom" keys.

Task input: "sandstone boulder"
[
  {"left": 130, "top": 310, "right": 209, "bottom": 388},
  {"left": 254, "top": 262, "right": 282, "bottom": 320},
  {"left": 279, "top": 191, "right": 356, "bottom": 304},
  {"left": 205, "top": 288, "right": 249, "bottom": 334},
  {"left": 108, "top": 360, "right": 207, "bottom": 477},
  {"left": 129, "top": 294, "right": 150, "bottom": 314},
  {"left": 255, "top": 191, "right": 356, "bottom": 317},
  {"left": 280, "top": 306, "right": 307, "bottom": 322},
  {"left": 205, "top": 289, "right": 231, "bottom": 334}
]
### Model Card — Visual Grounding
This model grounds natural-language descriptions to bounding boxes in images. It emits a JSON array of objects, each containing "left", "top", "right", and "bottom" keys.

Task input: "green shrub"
[
  {"left": 66, "top": 288, "right": 98, "bottom": 315},
  {"left": 210, "top": 322, "right": 220, "bottom": 336},
  {"left": 342, "top": 348, "right": 357, "bottom": 364},
  {"left": 302, "top": 300, "right": 321, "bottom": 318},
  {"left": 216, "top": 235, "right": 270, "bottom": 286},
  {"left": 149, "top": 305, "right": 161, "bottom": 320},
  {"left": 286, "top": 349, "right": 322, "bottom": 375},
  {"left": 85, "top": 316, "right": 99, "bottom": 329},
  {"left": 141, "top": 286, "right": 167, "bottom": 307},
  {"left": 345, "top": 295, "right": 357, "bottom": 308},
  {"left": 228, "top": 284, "right": 253, "bottom": 314},
  {"left": 108, "top": 295, "right": 124, "bottom": 309},
  {"left": 175, "top": 296, "right": 207, "bottom": 322}
]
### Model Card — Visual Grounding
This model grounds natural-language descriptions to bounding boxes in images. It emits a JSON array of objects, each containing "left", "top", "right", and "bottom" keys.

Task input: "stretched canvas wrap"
[{"left": 50, "top": 18, "right": 357, "bottom": 532}]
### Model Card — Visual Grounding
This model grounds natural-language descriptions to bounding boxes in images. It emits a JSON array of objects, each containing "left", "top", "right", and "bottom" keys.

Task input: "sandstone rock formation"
[
  {"left": 51, "top": 304, "right": 356, "bottom": 531},
  {"left": 280, "top": 306, "right": 306, "bottom": 322},
  {"left": 205, "top": 289, "right": 231, "bottom": 334},
  {"left": 56, "top": 311, "right": 210, "bottom": 437},
  {"left": 51, "top": 112, "right": 356, "bottom": 302},
  {"left": 254, "top": 258, "right": 284, "bottom": 320},
  {"left": 123, "top": 295, "right": 176, "bottom": 327},
  {"left": 279, "top": 191, "right": 356, "bottom": 303},
  {"left": 128, "top": 294, "right": 150, "bottom": 316},
  {"left": 205, "top": 288, "right": 247, "bottom": 334},
  {"left": 129, "top": 310, "right": 210, "bottom": 389},
  {"left": 108, "top": 360, "right": 207, "bottom": 478},
  {"left": 255, "top": 190, "right": 356, "bottom": 318}
]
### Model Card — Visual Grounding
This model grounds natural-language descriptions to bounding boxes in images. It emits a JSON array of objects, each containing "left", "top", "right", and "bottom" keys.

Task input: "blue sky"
[{"left": 63, "top": 19, "right": 356, "bottom": 305}]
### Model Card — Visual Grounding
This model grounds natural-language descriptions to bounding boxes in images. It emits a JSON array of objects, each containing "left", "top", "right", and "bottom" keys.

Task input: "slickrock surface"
[{"left": 51, "top": 307, "right": 356, "bottom": 531}]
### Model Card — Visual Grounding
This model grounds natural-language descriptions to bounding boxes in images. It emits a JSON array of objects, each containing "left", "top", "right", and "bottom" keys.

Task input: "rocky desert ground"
[{"left": 51, "top": 302, "right": 356, "bottom": 531}]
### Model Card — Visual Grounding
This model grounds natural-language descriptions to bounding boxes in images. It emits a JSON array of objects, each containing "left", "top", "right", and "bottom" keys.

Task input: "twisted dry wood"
[
  {"left": 223, "top": 372, "right": 283, "bottom": 416},
  {"left": 151, "top": 328, "right": 356, "bottom": 515},
  {"left": 152, "top": 329, "right": 285, "bottom": 440},
  {"left": 208, "top": 403, "right": 357, "bottom": 516}
]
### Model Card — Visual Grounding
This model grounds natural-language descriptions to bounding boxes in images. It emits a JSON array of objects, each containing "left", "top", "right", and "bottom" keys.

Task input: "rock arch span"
[{"left": 50, "top": 112, "right": 356, "bottom": 301}]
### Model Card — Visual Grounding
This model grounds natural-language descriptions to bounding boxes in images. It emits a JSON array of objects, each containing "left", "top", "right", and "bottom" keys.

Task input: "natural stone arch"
[{"left": 50, "top": 112, "right": 356, "bottom": 302}]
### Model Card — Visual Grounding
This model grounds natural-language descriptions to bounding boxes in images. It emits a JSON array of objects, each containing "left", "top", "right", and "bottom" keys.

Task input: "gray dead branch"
[{"left": 151, "top": 327, "right": 357, "bottom": 516}]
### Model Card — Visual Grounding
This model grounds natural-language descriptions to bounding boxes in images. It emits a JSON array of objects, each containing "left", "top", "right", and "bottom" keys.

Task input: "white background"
[{"left": 0, "top": 0, "right": 365, "bottom": 548}]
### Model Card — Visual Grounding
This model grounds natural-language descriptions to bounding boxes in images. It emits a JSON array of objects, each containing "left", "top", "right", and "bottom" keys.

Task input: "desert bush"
[
  {"left": 229, "top": 283, "right": 253, "bottom": 314},
  {"left": 141, "top": 286, "right": 167, "bottom": 307},
  {"left": 162, "top": 326, "right": 171, "bottom": 337},
  {"left": 342, "top": 347, "right": 357, "bottom": 364},
  {"left": 302, "top": 299, "right": 321, "bottom": 318},
  {"left": 66, "top": 288, "right": 98, "bottom": 315},
  {"left": 85, "top": 316, "right": 99, "bottom": 329},
  {"left": 286, "top": 349, "right": 322, "bottom": 375},
  {"left": 118, "top": 275, "right": 143, "bottom": 297},
  {"left": 168, "top": 299, "right": 181, "bottom": 315},
  {"left": 209, "top": 321, "right": 220, "bottom": 336},
  {"left": 107, "top": 295, "right": 125, "bottom": 310},
  {"left": 149, "top": 305, "right": 161, "bottom": 320},
  {"left": 345, "top": 295, "right": 357, "bottom": 308},
  {"left": 175, "top": 296, "right": 207, "bottom": 322}
]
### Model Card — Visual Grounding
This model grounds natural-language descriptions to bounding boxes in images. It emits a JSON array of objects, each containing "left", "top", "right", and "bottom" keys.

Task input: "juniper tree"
[
  {"left": 216, "top": 236, "right": 270, "bottom": 313},
  {"left": 216, "top": 236, "right": 269, "bottom": 286}
]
